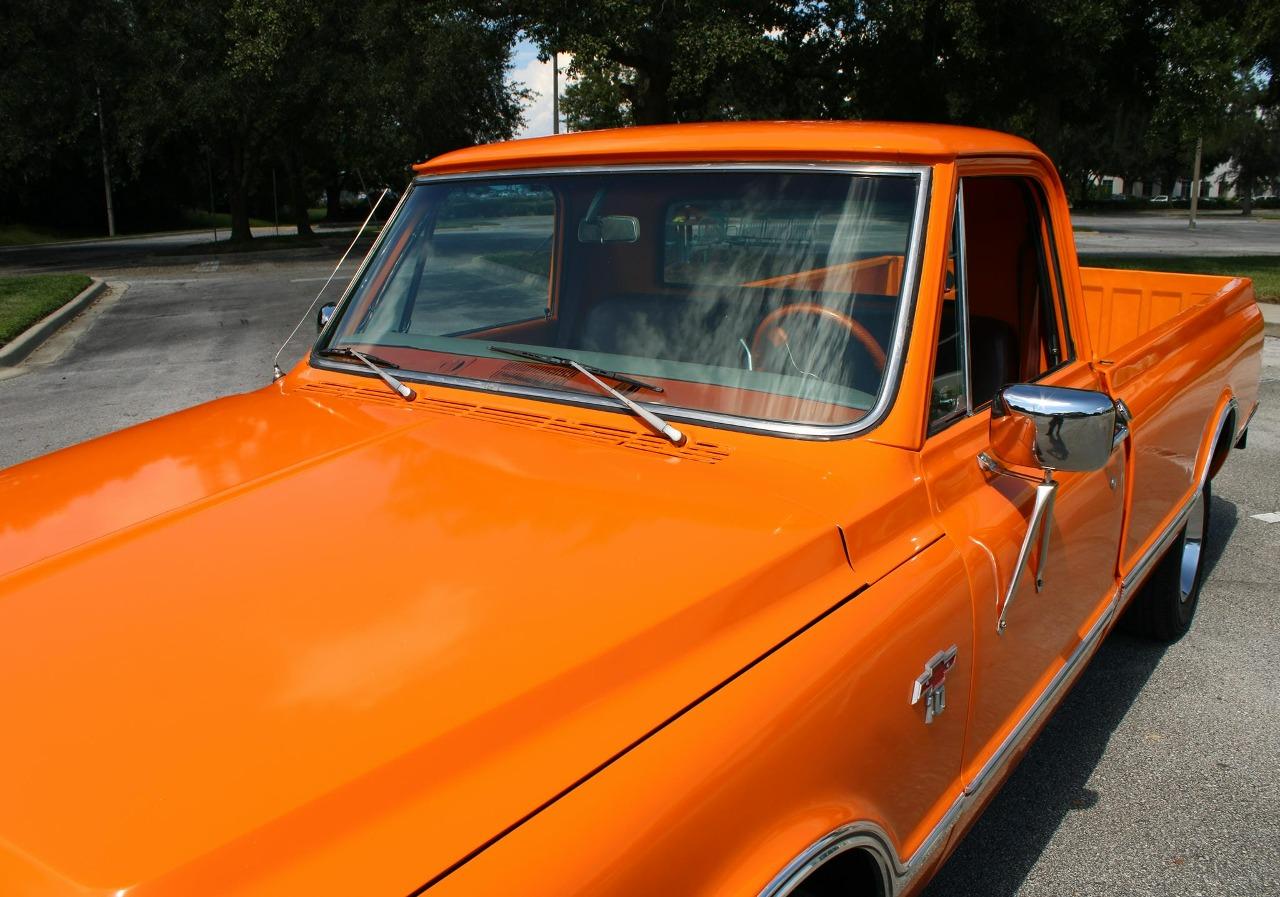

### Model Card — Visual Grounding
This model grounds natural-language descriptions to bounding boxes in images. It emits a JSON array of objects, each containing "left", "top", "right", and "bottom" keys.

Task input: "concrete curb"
[
  {"left": 0, "top": 278, "right": 107, "bottom": 367},
  {"left": 1260, "top": 301, "right": 1280, "bottom": 339}
]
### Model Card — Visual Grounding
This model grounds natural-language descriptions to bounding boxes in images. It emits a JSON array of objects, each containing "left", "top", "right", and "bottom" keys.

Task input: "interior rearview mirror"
[
  {"left": 578, "top": 215, "right": 640, "bottom": 244},
  {"left": 317, "top": 303, "right": 337, "bottom": 331}
]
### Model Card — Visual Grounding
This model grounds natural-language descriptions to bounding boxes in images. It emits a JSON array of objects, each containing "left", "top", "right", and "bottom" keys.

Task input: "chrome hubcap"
[{"left": 1179, "top": 490, "right": 1206, "bottom": 603}]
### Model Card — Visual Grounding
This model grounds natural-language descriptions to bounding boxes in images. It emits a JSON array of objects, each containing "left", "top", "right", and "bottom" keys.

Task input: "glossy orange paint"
[{"left": 0, "top": 122, "right": 1263, "bottom": 897}]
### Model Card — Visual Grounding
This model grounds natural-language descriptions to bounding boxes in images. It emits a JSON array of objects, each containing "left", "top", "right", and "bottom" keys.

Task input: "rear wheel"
[{"left": 1123, "top": 482, "right": 1211, "bottom": 642}]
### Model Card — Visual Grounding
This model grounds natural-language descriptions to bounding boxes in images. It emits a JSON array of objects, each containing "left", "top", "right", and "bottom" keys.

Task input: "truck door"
[{"left": 920, "top": 174, "right": 1126, "bottom": 792}]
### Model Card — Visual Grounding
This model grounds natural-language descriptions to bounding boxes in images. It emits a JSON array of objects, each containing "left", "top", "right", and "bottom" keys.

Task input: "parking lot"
[{"left": 2, "top": 228, "right": 1278, "bottom": 896}]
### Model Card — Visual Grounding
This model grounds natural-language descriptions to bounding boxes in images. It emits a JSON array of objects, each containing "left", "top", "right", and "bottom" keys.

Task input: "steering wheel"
[{"left": 749, "top": 303, "right": 887, "bottom": 375}]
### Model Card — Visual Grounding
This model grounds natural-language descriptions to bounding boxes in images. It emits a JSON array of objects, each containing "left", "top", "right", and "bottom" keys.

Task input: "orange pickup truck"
[{"left": 0, "top": 123, "right": 1264, "bottom": 897}]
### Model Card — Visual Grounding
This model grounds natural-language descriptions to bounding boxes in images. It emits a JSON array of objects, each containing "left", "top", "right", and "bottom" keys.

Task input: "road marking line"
[{"left": 1250, "top": 512, "right": 1280, "bottom": 524}]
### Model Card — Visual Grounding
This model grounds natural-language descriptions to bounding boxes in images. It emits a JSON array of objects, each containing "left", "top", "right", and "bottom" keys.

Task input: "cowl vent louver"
[{"left": 296, "top": 383, "right": 731, "bottom": 464}]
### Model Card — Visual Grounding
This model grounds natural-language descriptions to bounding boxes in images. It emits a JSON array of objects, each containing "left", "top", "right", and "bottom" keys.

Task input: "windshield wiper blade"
[
  {"left": 320, "top": 346, "right": 401, "bottom": 368},
  {"left": 488, "top": 346, "right": 664, "bottom": 393},
  {"left": 318, "top": 347, "right": 416, "bottom": 401}
]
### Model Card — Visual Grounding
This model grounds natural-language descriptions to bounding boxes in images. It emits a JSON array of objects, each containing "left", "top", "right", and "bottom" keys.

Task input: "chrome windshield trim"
[
  {"left": 309, "top": 359, "right": 871, "bottom": 440},
  {"left": 311, "top": 162, "right": 933, "bottom": 441},
  {"left": 412, "top": 161, "right": 932, "bottom": 184}
]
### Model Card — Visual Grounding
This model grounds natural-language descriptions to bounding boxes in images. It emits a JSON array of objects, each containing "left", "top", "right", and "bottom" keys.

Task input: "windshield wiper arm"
[
  {"left": 318, "top": 347, "right": 417, "bottom": 401},
  {"left": 565, "top": 360, "right": 687, "bottom": 446},
  {"left": 488, "top": 346, "right": 664, "bottom": 393},
  {"left": 488, "top": 346, "right": 683, "bottom": 443}
]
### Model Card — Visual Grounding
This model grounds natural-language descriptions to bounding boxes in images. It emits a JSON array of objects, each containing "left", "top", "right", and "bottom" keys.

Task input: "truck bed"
[
  {"left": 1079, "top": 264, "right": 1263, "bottom": 578},
  {"left": 1079, "top": 266, "right": 1250, "bottom": 358}
]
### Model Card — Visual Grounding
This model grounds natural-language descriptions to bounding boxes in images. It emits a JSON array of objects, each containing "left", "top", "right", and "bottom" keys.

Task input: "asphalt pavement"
[
  {"left": 0, "top": 252, "right": 360, "bottom": 466},
  {"left": 1074, "top": 213, "right": 1280, "bottom": 257},
  {"left": 1, "top": 224, "right": 1278, "bottom": 896}
]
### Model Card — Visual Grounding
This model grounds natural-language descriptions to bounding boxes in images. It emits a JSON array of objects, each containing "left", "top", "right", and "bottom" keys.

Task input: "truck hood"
[{"left": 0, "top": 380, "right": 870, "bottom": 896}]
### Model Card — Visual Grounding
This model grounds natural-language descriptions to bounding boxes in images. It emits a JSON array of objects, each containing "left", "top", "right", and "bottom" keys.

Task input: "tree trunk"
[
  {"left": 625, "top": 65, "right": 674, "bottom": 125},
  {"left": 1240, "top": 172, "right": 1254, "bottom": 216},
  {"left": 284, "top": 151, "right": 313, "bottom": 237},
  {"left": 326, "top": 181, "right": 342, "bottom": 221},
  {"left": 227, "top": 137, "right": 253, "bottom": 243}
]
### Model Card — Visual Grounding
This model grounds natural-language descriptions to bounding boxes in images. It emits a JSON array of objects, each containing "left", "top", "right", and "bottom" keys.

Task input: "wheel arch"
[
  {"left": 1196, "top": 393, "right": 1238, "bottom": 489},
  {"left": 756, "top": 822, "right": 901, "bottom": 897}
]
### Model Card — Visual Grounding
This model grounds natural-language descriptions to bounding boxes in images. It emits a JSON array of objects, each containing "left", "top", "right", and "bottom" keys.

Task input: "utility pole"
[
  {"left": 552, "top": 52, "right": 560, "bottom": 135},
  {"left": 95, "top": 84, "right": 116, "bottom": 237},
  {"left": 272, "top": 168, "right": 280, "bottom": 236},
  {"left": 207, "top": 155, "right": 218, "bottom": 245},
  {"left": 1189, "top": 136, "right": 1203, "bottom": 229}
]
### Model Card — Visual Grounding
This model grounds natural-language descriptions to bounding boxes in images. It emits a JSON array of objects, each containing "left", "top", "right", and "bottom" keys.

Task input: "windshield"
[{"left": 318, "top": 168, "right": 921, "bottom": 431}]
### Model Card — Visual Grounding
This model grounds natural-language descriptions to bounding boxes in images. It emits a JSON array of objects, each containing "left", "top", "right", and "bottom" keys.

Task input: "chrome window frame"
[
  {"left": 309, "top": 162, "right": 933, "bottom": 441},
  {"left": 928, "top": 179, "right": 972, "bottom": 434}
]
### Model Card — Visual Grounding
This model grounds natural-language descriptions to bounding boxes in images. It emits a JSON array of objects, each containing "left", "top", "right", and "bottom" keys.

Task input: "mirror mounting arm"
[{"left": 978, "top": 452, "right": 1058, "bottom": 634}]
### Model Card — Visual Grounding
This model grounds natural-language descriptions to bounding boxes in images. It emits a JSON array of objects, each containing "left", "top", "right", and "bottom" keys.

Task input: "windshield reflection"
[{"left": 319, "top": 168, "right": 921, "bottom": 430}]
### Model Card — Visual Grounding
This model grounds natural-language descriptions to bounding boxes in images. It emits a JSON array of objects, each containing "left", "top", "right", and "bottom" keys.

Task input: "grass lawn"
[
  {"left": 1082, "top": 255, "right": 1280, "bottom": 303},
  {"left": 0, "top": 274, "right": 93, "bottom": 347},
  {"left": 0, "top": 223, "right": 98, "bottom": 246}
]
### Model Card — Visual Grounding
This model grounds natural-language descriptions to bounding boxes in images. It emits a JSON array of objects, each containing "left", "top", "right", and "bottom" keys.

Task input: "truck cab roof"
[{"left": 414, "top": 120, "right": 1049, "bottom": 175}]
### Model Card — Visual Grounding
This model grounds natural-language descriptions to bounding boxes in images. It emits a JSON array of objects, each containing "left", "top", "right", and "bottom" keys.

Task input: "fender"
[{"left": 1121, "top": 394, "right": 1236, "bottom": 602}]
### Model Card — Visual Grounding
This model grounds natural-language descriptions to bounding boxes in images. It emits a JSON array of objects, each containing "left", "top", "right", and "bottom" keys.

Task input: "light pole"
[
  {"left": 95, "top": 84, "right": 116, "bottom": 237},
  {"left": 552, "top": 52, "right": 560, "bottom": 135},
  {"left": 1189, "top": 136, "right": 1203, "bottom": 229}
]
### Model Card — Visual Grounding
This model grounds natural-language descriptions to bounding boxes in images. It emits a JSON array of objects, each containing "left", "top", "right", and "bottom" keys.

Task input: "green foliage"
[
  {"left": 488, "top": 0, "right": 1279, "bottom": 202},
  {"left": 0, "top": 275, "right": 93, "bottom": 346},
  {"left": 4, "top": 0, "right": 1279, "bottom": 238},
  {"left": 495, "top": 0, "right": 799, "bottom": 124},
  {"left": 562, "top": 61, "right": 633, "bottom": 130},
  {"left": 0, "top": 0, "right": 525, "bottom": 241}
]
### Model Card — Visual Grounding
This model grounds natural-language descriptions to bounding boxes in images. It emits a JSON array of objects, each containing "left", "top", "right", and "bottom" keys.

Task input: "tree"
[
  {"left": 484, "top": 1, "right": 799, "bottom": 125},
  {"left": 561, "top": 61, "right": 633, "bottom": 131},
  {"left": 1221, "top": 82, "right": 1280, "bottom": 215},
  {"left": 0, "top": 0, "right": 138, "bottom": 232}
]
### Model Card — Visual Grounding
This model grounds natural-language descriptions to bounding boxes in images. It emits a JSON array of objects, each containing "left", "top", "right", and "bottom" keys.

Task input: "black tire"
[{"left": 1122, "top": 480, "right": 1211, "bottom": 642}]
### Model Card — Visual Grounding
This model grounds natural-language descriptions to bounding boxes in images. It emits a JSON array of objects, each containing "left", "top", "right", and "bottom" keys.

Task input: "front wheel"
[{"left": 1122, "top": 481, "right": 1211, "bottom": 642}]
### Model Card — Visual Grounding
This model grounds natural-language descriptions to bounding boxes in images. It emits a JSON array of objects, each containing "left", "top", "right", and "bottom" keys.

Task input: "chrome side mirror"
[
  {"left": 978, "top": 384, "right": 1119, "bottom": 634},
  {"left": 317, "top": 303, "right": 337, "bottom": 331},
  {"left": 987, "top": 384, "right": 1116, "bottom": 474}
]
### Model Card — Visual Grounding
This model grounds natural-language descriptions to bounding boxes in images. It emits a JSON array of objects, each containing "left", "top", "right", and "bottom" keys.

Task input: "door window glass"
[{"left": 959, "top": 176, "right": 1072, "bottom": 409}]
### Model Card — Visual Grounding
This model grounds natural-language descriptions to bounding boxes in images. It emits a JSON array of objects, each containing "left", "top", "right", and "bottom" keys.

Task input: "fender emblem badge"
[{"left": 911, "top": 646, "right": 958, "bottom": 724}]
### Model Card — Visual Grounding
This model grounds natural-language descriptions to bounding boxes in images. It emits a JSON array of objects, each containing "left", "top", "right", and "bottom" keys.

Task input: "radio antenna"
[{"left": 271, "top": 188, "right": 390, "bottom": 381}]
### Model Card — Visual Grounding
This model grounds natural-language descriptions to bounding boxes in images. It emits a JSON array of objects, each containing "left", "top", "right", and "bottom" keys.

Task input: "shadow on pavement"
[
  {"left": 1201, "top": 494, "right": 1238, "bottom": 580},
  {"left": 918, "top": 497, "right": 1240, "bottom": 896}
]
